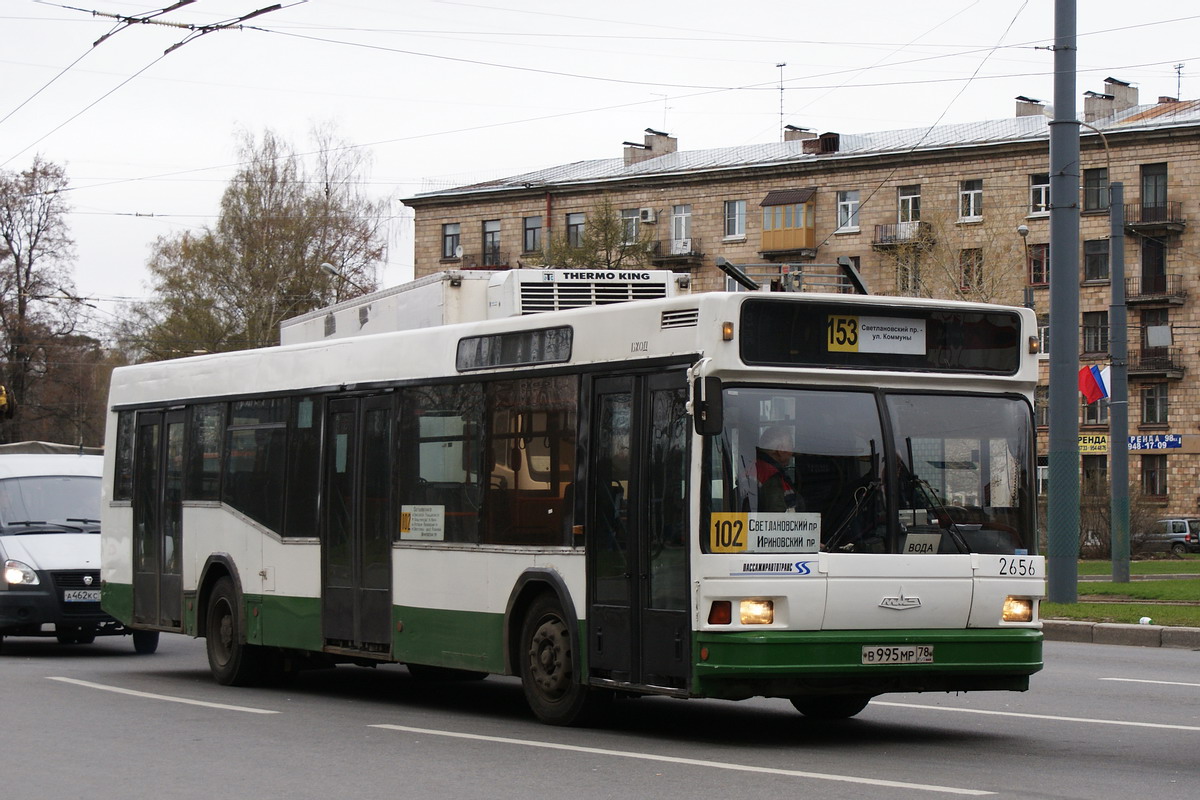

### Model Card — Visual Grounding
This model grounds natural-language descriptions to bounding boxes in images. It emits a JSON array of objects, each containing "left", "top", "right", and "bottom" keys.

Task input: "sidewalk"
[{"left": 1043, "top": 619, "right": 1200, "bottom": 649}]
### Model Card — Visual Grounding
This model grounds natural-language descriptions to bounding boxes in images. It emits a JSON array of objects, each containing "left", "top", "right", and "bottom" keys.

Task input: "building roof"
[{"left": 411, "top": 99, "right": 1200, "bottom": 202}]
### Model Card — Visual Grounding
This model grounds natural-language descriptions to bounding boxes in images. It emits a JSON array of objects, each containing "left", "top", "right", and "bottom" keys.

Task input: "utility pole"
[
  {"left": 1047, "top": 0, "right": 1080, "bottom": 603},
  {"left": 1109, "top": 182, "right": 1130, "bottom": 582}
]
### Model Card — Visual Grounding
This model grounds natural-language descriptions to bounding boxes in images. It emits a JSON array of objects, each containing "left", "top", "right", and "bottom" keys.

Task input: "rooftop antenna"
[
  {"left": 1176, "top": 63, "right": 1185, "bottom": 99},
  {"left": 651, "top": 93, "right": 669, "bottom": 131},
  {"left": 776, "top": 63, "right": 787, "bottom": 141}
]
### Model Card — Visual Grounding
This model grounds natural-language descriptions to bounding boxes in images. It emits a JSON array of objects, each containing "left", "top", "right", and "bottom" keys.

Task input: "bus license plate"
[
  {"left": 861, "top": 645, "right": 933, "bottom": 665},
  {"left": 63, "top": 589, "right": 100, "bottom": 603}
]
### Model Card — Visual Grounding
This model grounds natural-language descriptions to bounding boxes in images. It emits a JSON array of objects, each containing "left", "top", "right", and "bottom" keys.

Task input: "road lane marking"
[
  {"left": 1101, "top": 677, "right": 1200, "bottom": 689},
  {"left": 874, "top": 701, "right": 1200, "bottom": 731},
  {"left": 47, "top": 677, "right": 279, "bottom": 714},
  {"left": 370, "top": 723, "right": 993, "bottom": 796}
]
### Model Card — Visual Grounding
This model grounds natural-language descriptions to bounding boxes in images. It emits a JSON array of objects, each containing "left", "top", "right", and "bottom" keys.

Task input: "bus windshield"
[{"left": 706, "top": 388, "right": 1034, "bottom": 555}]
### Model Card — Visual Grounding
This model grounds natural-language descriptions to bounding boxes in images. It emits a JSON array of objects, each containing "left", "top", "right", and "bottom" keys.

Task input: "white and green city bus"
[{"left": 101, "top": 269, "right": 1044, "bottom": 725}]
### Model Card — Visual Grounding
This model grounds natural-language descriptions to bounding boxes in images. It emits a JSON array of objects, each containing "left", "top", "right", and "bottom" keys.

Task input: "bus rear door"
[
  {"left": 131, "top": 409, "right": 184, "bottom": 631},
  {"left": 587, "top": 371, "right": 690, "bottom": 693}
]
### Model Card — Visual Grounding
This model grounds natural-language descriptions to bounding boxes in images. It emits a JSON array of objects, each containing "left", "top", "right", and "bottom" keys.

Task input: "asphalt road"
[{"left": 3, "top": 633, "right": 1196, "bottom": 799}]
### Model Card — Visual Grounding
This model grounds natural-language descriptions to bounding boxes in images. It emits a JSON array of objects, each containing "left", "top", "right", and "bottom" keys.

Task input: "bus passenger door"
[
  {"left": 131, "top": 409, "right": 184, "bottom": 630},
  {"left": 587, "top": 372, "right": 690, "bottom": 693},
  {"left": 322, "top": 395, "right": 394, "bottom": 654}
]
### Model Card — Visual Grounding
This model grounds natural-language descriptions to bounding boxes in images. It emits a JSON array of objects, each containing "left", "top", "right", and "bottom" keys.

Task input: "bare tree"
[
  {"left": 128, "top": 127, "right": 390, "bottom": 359},
  {"left": 0, "top": 155, "right": 79, "bottom": 442},
  {"left": 531, "top": 198, "right": 658, "bottom": 269}
]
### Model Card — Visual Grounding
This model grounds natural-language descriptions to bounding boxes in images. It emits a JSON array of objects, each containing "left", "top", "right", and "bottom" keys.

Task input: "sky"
[{"left": 1, "top": 0, "right": 1197, "bottom": 340}]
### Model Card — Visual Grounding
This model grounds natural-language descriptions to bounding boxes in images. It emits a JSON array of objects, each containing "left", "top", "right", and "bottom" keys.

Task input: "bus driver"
[{"left": 756, "top": 425, "right": 803, "bottom": 512}]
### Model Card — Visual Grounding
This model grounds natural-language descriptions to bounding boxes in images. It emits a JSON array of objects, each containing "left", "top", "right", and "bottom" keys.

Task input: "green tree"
[
  {"left": 0, "top": 155, "right": 81, "bottom": 443},
  {"left": 531, "top": 198, "right": 658, "bottom": 269},
  {"left": 129, "top": 127, "right": 390, "bottom": 359}
]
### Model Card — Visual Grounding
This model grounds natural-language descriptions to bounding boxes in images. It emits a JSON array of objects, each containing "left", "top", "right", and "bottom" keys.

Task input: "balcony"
[
  {"left": 1125, "top": 274, "right": 1186, "bottom": 305},
  {"left": 1124, "top": 202, "right": 1185, "bottom": 234},
  {"left": 872, "top": 221, "right": 933, "bottom": 248},
  {"left": 650, "top": 236, "right": 703, "bottom": 266},
  {"left": 458, "top": 249, "right": 511, "bottom": 270},
  {"left": 1127, "top": 347, "right": 1184, "bottom": 379}
]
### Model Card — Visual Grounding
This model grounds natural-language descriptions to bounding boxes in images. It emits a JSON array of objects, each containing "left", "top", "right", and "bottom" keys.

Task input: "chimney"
[
  {"left": 1104, "top": 77, "right": 1138, "bottom": 112},
  {"left": 623, "top": 128, "right": 677, "bottom": 166},
  {"left": 1015, "top": 96, "right": 1045, "bottom": 117},
  {"left": 1159, "top": 96, "right": 1179, "bottom": 104},
  {"left": 1083, "top": 90, "right": 1114, "bottom": 122},
  {"left": 783, "top": 124, "right": 816, "bottom": 142},
  {"left": 802, "top": 132, "right": 841, "bottom": 155}
]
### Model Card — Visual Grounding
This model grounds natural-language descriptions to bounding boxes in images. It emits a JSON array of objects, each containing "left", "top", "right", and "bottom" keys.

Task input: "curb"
[{"left": 1043, "top": 619, "right": 1200, "bottom": 649}]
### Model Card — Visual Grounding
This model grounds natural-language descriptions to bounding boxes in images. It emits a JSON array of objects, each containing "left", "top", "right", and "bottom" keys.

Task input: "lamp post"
[{"left": 320, "top": 262, "right": 369, "bottom": 298}]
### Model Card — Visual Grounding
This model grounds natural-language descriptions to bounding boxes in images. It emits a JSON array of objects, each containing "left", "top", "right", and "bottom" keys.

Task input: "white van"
[{"left": 0, "top": 452, "right": 128, "bottom": 651}]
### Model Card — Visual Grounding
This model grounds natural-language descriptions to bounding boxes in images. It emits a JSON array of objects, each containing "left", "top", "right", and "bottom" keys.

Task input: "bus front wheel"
[
  {"left": 519, "top": 594, "right": 600, "bottom": 726},
  {"left": 132, "top": 630, "right": 159, "bottom": 654},
  {"left": 790, "top": 695, "right": 871, "bottom": 720},
  {"left": 206, "top": 577, "right": 263, "bottom": 686}
]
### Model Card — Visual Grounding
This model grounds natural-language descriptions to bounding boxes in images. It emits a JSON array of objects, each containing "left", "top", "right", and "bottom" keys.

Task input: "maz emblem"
[{"left": 879, "top": 592, "right": 921, "bottom": 610}]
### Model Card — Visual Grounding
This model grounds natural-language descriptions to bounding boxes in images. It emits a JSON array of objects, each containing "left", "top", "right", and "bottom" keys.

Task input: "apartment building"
[{"left": 404, "top": 79, "right": 1200, "bottom": 521}]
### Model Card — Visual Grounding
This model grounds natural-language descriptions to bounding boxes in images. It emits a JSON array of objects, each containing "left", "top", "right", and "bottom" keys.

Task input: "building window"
[
  {"left": 724, "top": 199, "right": 746, "bottom": 238},
  {"left": 1035, "top": 385, "right": 1049, "bottom": 428},
  {"left": 1083, "top": 168, "right": 1109, "bottom": 212},
  {"left": 836, "top": 190, "right": 860, "bottom": 231},
  {"left": 523, "top": 216, "right": 542, "bottom": 253},
  {"left": 1081, "top": 395, "right": 1109, "bottom": 426},
  {"left": 1141, "top": 237, "right": 1167, "bottom": 293},
  {"left": 959, "top": 248, "right": 983, "bottom": 291},
  {"left": 566, "top": 212, "right": 585, "bottom": 248},
  {"left": 1142, "top": 383, "right": 1169, "bottom": 425},
  {"left": 1082, "top": 454, "right": 1108, "bottom": 495},
  {"left": 959, "top": 179, "right": 983, "bottom": 221},
  {"left": 897, "top": 184, "right": 921, "bottom": 223},
  {"left": 1036, "top": 455, "right": 1049, "bottom": 496},
  {"left": 1142, "top": 453, "right": 1167, "bottom": 497},
  {"left": 1029, "top": 173, "right": 1050, "bottom": 215},
  {"left": 442, "top": 223, "right": 461, "bottom": 259},
  {"left": 620, "top": 208, "right": 640, "bottom": 245},
  {"left": 1082, "top": 311, "right": 1109, "bottom": 354},
  {"left": 1028, "top": 242, "right": 1049, "bottom": 285},
  {"left": 1083, "top": 239, "right": 1109, "bottom": 282},
  {"left": 671, "top": 204, "right": 692, "bottom": 241},
  {"left": 482, "top": 219, "right": 501, "bottom": 266},
  {"left": 1037, "top": 314, "right": 1050, "bottom": 354},
  {"left": 1141, "top": 162, "right": 1168, "bottom": 217}
]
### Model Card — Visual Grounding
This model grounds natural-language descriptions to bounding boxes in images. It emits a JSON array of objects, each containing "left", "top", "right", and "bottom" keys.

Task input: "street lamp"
[{"left": 320, "top": 262, "right": 369, "bottom": 295}]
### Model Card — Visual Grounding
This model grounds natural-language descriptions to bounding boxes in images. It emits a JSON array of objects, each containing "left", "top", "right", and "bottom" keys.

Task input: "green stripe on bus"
[
  {"left": 692, "top": 627, "right": 1042, "bottom": 695},
  {"left": 392, "top": 605, "right": 506, "bottom": 673}
]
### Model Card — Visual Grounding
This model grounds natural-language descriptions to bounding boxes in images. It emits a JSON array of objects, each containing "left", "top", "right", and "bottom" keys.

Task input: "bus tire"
[
  {"left": 206, "top": 577, "right": 263, "bottom": 686},
  {"left": 790, "top": 695, "right": 871, "bottom": 720},
  {"left": 132, "top": 630, "right": 160, "bottom": 654},
  {"left": 519, "top": 594, "right": 599, "bottom": 726}
]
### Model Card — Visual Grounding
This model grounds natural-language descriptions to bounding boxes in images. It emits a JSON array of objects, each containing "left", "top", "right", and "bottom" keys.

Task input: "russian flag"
[{"left": 1078, "top": 365, "right": 1111, "bottom": 404}]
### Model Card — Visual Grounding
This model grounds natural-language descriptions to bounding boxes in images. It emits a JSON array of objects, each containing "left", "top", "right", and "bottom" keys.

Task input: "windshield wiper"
[
  {"left": 904, "top": 437, "right": 970, "bottom": 554},
  {"left": 66, "top": 518, "right": 101, "bottom": 524},
  {"left": 823, "top": 478, "right": 882, "bottom": 552},
  {"left": 4, "top": 520, "right": 86, "bottom": 532}
]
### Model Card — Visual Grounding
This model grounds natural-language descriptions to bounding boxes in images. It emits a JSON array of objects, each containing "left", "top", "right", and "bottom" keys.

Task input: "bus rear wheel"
[
  {"left": 206, "top": 577, "right": 264, "bottom": 686},
  {"left": 790, "top": 695, "right": 871, "bottom": 720},
  {"left": 519, "top": 594, "right": 600, "bottom": 726},
  {"left": 132, "top": 630, "right": 160, "bottom": 654}
]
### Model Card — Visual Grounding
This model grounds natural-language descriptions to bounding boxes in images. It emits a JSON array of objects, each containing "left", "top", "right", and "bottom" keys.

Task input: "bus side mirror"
[{"left": 693, "top": 376, "right": 723, "bottom": 436}]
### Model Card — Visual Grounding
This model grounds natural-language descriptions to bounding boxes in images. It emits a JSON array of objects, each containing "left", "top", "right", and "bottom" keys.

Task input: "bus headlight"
[
  {"left": 739, "top": 599, "right": 774, "bottom": 625},
  {"left": 4, "top": 559, "right": 39, "bottom": 586},
  {"left": 1002, "top": 596, "right": 1033, "bottom": 623}
]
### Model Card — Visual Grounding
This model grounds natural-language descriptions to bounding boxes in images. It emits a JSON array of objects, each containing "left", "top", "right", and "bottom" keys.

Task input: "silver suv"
[{"left": 1144, "top": 518, "right": 1200, "bottom": 556}]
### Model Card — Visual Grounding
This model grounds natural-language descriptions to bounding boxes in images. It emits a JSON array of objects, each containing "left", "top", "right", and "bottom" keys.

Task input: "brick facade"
[{"left": 405, "top": 99, "right": 1200, "bottom": 523}]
